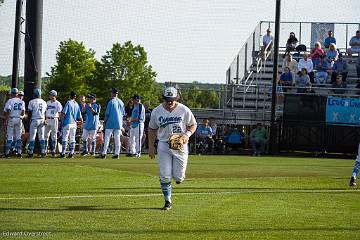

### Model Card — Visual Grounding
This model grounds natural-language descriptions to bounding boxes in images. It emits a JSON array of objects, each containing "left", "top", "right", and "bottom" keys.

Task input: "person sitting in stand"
[
  {"left": 196, "top": 119, "right": 215, "bottom": 153},
  {"left": 310, "top": 42, "right": 325, "bottom": 67},
  {"left": 326, "top": 43, "right": 338, "bottom": 67},
  {"left": 284, "top": 32, "right": 298, "bottom": 56},
  {"left": 298, "top": 52, "right": 314, "bottom": 83},
  {"left": 347, "top": 30, "right": 360, "bottom": 58},
  {"left": 331, "top": 53, "right": 348, "bottom": 83},
  {"left": 295, "top": 68, "right": 311, "bottom": 93},
  {"left": 324, "top": 30, "right": 336, "bottom": 49},
  {"left": 331, "top": 74, "right": 347, "bottom": 95},
  {"left": 282, "top": 53, "right": 298, "bottom": 79},
  {"left": 279, "top": 67, "right": 294, "bottom": 91},
  {"left": 315, "top": 55, "right": 329, "bottom": 85}
]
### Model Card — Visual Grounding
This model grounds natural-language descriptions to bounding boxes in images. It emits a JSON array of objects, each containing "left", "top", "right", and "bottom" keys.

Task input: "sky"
[{"left": 0, "top": 0, "right": 359, "bottom": 84}]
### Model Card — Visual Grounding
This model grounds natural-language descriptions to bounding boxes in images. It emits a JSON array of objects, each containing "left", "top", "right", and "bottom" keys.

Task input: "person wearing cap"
[
  {"left": 27, "top": 88, "right": 47, "bottom": 158},
  {"left": 59, "top": 91, "right": 83, "bottom": 158},
  {"left": 3, "top": 88, "right": 25, "bottom": 157},
  {"left": 97, "top": 88, "right": 125, "bottom": 159},
  {"left": 148, "top": 87, "right": 197, "bottom": 210},
  {"left": 127, "top": 94, "right": 145, "bottom": 157},
  {"left": 44, "top": 90, "right": 63, "bottom": 156},
  {"left": 81, "top": 93, "right": 100, "bottom": 156}
]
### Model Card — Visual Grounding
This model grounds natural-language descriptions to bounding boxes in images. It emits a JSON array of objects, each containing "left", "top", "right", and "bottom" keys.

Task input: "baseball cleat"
[
  {"left": 162, "top": 201, "right": 172, "bottom": 210},
  {"left": 96, "top": 154, "right": 106, "bottom": 159},
  {"left": 350, "top": 177, "right": 357, "bottom": 186},
  {"left": 51, "top": 152, "right": 56, "bottom": 157},
  {"left": 81, "top": 151, "right": 88, "bottom": 156},
  {"left": 26, "top": 153, "right": 33, "bottom": 158},
  {"left": 16, "top": 153, "right": 22, "bottom": 158},
  {"left": 176, "top": 181, "right": 181, "bottom": 184},
  {"left": 112, "top": 155, "right": 119, "bottom": 159},
  {"left": 3, "top": 154, "right": 10, "bottom": 158},
  {"left": 67, "top": 154, "right": 74, "bottom": 159},
  {"left": 40, "top": 153, "right": 46, "bottom": 158},
  {"left": 58, "top": 153, "right": 66, "bottom": 158}
]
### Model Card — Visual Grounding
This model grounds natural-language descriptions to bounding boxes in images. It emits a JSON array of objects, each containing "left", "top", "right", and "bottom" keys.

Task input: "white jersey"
[
  {"left": 3, "top": 97, "right": 25, "bottom": 118},
  {"left": 149, "top": 102, "right": 197, "bottom": 142},
  {"left": 28, "top": 98, "right": 47, "bottom": 120},
  {"left": 46, "top": 100, "right": 62, "bottom": 118}
]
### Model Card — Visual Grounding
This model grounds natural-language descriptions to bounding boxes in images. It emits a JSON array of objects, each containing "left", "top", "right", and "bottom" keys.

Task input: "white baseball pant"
[
  {"left": 82, "top": 128, "right": 97, "bottom": 154},
  {"left": 45, "top": 118, "right": 59, "bottom": 153},
  {"left": 6, "top": 118, "right": 23, "bottom": 154},
  {"left": 102, "top": 129, "right": 121, "bottom": 155},
  {"left": 61, "top": 123, "right": 77, "bottom": 154},
  {"left": 28, "top": 119, "right": 46, "bottom": 154},
  {"left": 129, "top": 123, "right": 144, "bottom": 155}
]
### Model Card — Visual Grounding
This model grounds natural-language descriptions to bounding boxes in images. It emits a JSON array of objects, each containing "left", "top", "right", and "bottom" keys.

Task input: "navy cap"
[
  {"left": 87, "top": 93, "right": 96, "bottom": 98},
  {"left": 131, "top": 94, "right": 140, "bottom": 100},
  {"left": 111, "top": 88, "right": 119, "bottom": 94},
  {"left": 70, "top": 91, "right": 77, "bottom": 97},
  {"left": 34, "top": 88, "right": 41, "bottom": 97},
  {"left": 11, "top": 88, "right": 19, "bottom": 94}
]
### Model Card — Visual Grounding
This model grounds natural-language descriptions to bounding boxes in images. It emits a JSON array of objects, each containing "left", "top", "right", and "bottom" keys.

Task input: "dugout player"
[
  {"left": 44, "top": 90, "right": 62, "bottom": 156},
  {"left": 350, "top": 140, "right": 360, "bottom": 186},
  {"left": 97, "top": 88, "right": 125, "bottom": 159},
  {"left": 128, "top": 94, "right": 145, "bottom": 157},
  {"left": 81, "top": 93, "right": 100, "bottom": 156},
  {"left": 148, "top": 87, "right": 197, "bottom": 210},
  {"left": 3, "top": 88, "right": 25, "bottom": 158},
  {"left": 27, "top": 89, "right": 47, "bottom": 158},
  {"left": 59, "top": 91, "right": 83, "bottom": 158}
]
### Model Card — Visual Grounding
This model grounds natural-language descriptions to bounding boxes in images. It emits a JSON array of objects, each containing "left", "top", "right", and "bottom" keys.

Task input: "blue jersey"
[
  {"left": 104, "top": 97, "right": 125, "bottom": 129},
  {"left": 131, "top": 103, "right": 145, "bottom": 128},
  {"left": 62, "top": 99, "right": 82, "bottom": 126},
  {"left": 196, "top": 125, "right": 213, "bottom": 137},
  {"left": 83, "top": 102, "right": 100, "bottom": 130}
]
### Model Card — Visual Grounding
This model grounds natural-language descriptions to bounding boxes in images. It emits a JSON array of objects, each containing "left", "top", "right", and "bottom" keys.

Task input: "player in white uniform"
[
  {"left": 3, "top": 88, "right": 25, "bottom": 158},
  {"left": 148, "top": 87, "right": 197, "bottom": 210},
  {"left": 44, "top": 90, "right": 63, "bottom": 156},
  {"left": 27, "top": 88, "right": 47, "bottom": 158}
]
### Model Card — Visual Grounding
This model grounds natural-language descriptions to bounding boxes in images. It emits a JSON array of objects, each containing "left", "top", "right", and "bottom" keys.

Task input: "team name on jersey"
[{"left": 158, "top": 116, "right": 182, "bottom": 128}]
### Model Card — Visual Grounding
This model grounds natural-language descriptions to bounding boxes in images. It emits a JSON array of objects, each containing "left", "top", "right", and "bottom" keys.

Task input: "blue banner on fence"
[{"left": 326, "top": 96, "right": 360, "bottom": 126}]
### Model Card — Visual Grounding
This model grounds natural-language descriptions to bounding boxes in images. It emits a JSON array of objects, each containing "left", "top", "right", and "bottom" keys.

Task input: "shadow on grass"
[{"left": 0, "top": 205, "right": 162, "bottom": 211}]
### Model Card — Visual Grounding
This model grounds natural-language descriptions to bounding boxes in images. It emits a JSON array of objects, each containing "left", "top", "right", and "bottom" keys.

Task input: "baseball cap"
[
  {"left": 111, "top": 87, "right": 119, "bottom": 94},
  {"left": 49, "top": 90, "right": 57, "bottom": 96},
  {"left": 267, "top": 28, "right": 271, "bottom": 32},
  {"left": 70, "top": 91, "right": 77, "bottom": 98},
  {"left": 18, "top": 91, "right": 24, "bottom": 96},
  {"left": 163, "top": 87, "right": 178, "bottom": 101},
  {"left": 131, "top": 94, "right": 140, "bottom": 100},
  {"left": 87, "top": 93, "right": 96, "bottom": 98},
  {"left": 11, "top": 88, "right": 19, "bottom": 94},
  {"left": 34, "top": 88, "right": 41, "bottom": 97}
]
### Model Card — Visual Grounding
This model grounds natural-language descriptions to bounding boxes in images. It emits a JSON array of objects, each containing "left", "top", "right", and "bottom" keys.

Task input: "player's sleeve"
[
  {"left": 62, "top": 101, "right": 68, "bottom": 114},
  {"left": 139, "top": 104, "right": 145, "bottom": 121},
  {"left": 185, "top": 108, "right": 197, "bottom": 127},
  {"left": 148, "top": 109, "right": 158, "bottom": 130},
  {"left": 105, "top": 100, "right": 112, "bottom": 120},
  {"left": 28, "top": 101, "right": 33, "bottom": 111},
  {"left": 3, "top": 100, "right": 11, "bottom": 112},
  {"left": 93, "top": 103, "right": 100, "bottom": 115},
  {"left": 57, "top": 102, "right": 63, "bottom": 113}
]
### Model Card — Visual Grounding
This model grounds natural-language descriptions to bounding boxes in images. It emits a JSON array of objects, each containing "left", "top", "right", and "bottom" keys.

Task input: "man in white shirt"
[
  {"left": 45, "top": 90, "right": 62, "bottom": 156},
  {"left": 27, "top": 88, "right": 47, "bottom": 158},
  {"left": 297, "top": 52, "right": 314, "bottom": 83},
  {"left": 3, "top": 88, "right": 25, "bottom": 158},
  {"left": 260, "top": 28, "right": 274, "bottom": 59}
]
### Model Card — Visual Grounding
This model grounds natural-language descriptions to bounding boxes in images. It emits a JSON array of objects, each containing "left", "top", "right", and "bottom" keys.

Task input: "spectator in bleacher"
[
  {"left": 331, "top": 53, "right": 348, "bottom": 83},
  {"left": 279, "top": 67, "right": 294, "bottom": 90},
  {"left": 310, "top": 42, "right": 325, "bottom": 67},
  {"left": 196, "top": 119, "right": 215, "bottom": 153},
  {"left": 331, "top": 74, "right": 347, "bottom": 95},
  {"left": 326, "top": 43, "right": 338, "bottom": 67},
  {"left": 209, "top": 117, "right": 217, "bottom": 137},
  {"left": 356, "top": 55, "right": 360, "bottom": 79},
  {"left": 315, "top": 55, "right": 329, "bottom": 84},
  {"left": 298, "top": 52, "right": 314, "bottom": 83},
  {"left": 260, "top": 28, "right": 274, "bottom": 59},
  {"left": 324, "top": 30, "right": 336, "bottom": 49},
  {"left": 284, "top": 32, "right": 298, "bottom": 56},
  {"left": 295, "top": 68, "right": 311, "bottom": 93},
  {"left": 347, "top": 30, "right": 360, "bottom": 58},
  {"left": 282, "top": 53, "right": 298, "bottom": 78},
  {"left": 250, "top": 123, "right": 268, "bottom": 156}
]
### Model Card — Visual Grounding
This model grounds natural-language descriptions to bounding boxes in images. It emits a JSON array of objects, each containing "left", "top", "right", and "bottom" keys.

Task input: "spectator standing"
[
  {"left": 284, "top": 32, "right": 298, "bottom": 56},
  {"left": 250, "top": 123, "right": 268, "bottom": 156},
  {"left": 331, "top": 74, "right": 347, "bottom": 95},
  {"left": 315, "top": 55, "right": 330, "bottom": 84},
  {"left": 331, "top": 53, "right": 348, "bottom": 83},
  {"left": 310, "top": 42, "right": 325, "bottom": 67},
  {"left": 298, "top": 52, "right": 314, "bottom": 83},
  {"left": 260, "top": 28, "right": 274, "bottom": 59},
  {"left": 295, "top": 68, "right": 311, "bottom": 93},
  {"left": 324, "top": 30, "right": 336, "bottom": 49},
  {"left": 347, "top": 30, "right": 360, "bottom": 57}
]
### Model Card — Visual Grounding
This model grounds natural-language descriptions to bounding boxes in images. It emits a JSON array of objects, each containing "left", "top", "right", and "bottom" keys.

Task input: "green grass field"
[{"left": 0, "top": 155, "right": 359, "bottom": 240}]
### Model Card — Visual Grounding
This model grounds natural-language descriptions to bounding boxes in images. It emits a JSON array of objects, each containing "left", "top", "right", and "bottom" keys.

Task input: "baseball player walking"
[
  {"left": 27, "top": 88, "right": 47, "bottom": 158},
  {"left": 81, "top": 93, "right": 100, "bottom": 156},
  {"left": 59, "top": 91, "right": 83, "bottom": 158},
  {"left": 97, "top": 88, "right": 125, "bottom": 159},
  {"left": 3, "top": 88, "right": 25, "bottom": 158},
  {"left": 148, "top": 87, "right": 197, "bottom": 210},
  {"left": 44, "top": 90, "right": 62, "bottom": 156},
  {"left": 128, "top": 94, "right": 145, "bottom": 157}
]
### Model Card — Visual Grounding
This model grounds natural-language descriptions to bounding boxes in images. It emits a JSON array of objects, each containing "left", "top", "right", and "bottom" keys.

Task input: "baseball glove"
[{"left": 168, "top": 134, "right": 183, "bottom": 150}]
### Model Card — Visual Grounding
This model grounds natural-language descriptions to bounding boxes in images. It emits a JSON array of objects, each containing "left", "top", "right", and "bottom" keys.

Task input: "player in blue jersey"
[
  {"left": 3, "top": 88, "right": 25, "bottom": 158},
  {"left": 128, "top": 94, "right": 145, "bottom": 157},
  {"left": 59, "top": 91, "right": 83, "bottom": 158},
  {"left": 27, "top": 89, "right": 47, "bottom": 158},
  {"left": 196, "top": 119, "right": 215, "bottom": 152},
  {"left": 81, "top": 93, "right": 100, "bottom": 156},
  {"left": 97, "top": 88, "right": 125, "bottom": 159}
]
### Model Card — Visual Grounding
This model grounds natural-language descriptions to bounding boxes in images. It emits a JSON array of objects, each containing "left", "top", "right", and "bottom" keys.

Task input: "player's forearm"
[
  {"left": 148, "top": 128, "right": 157, "bottom": 149},
  {"left": 186, "top": 125, "right": 197, "bottom": 136}
]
